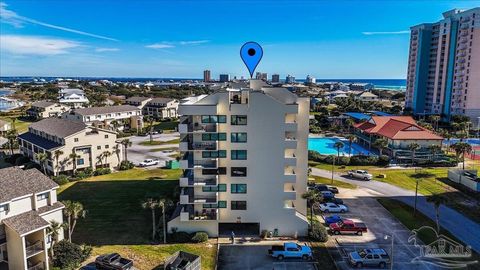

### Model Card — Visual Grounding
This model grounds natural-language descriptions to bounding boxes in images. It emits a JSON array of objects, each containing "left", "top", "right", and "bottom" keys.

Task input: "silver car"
[{"left": 349, "top": 248, "right": 390, "bottom": 268}]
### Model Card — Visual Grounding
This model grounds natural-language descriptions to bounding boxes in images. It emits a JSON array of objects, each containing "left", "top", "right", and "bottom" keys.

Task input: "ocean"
[{"left": 0, "top": 89, "right": 13, "bottom": 111}]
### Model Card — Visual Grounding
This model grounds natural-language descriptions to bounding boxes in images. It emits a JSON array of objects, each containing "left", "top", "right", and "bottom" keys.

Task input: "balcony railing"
[
  {"left": 0, "top": 233, "right": 6, "bottom": 244},
  {"left": 26, "top": 240, "right": 44, "bottom": 258},
  {"left": 181, "top": 205, "right": 218, "bottom": 221},
  {"left": 27, "top": 262, "right": 45, "bottom": 270}
]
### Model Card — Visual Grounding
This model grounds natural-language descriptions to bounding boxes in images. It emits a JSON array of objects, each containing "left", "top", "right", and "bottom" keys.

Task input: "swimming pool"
[
  {"left": 443, "top": 138, "right": 480, "bottom": 146},
  {"left": 308, "top": 137, "right": 373, "bottom": 156}
]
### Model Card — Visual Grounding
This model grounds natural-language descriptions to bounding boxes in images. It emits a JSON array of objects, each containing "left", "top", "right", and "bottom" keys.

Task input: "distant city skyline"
[{"left": 1, "top": 0, "right": 479, "bottom": 78}]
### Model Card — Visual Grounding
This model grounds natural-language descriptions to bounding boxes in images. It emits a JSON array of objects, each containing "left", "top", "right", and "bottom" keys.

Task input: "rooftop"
[
  {"left": 28, "top": 118, "right": 86, "bottom": 138},
  {"left": 148, "top": 97, "right": 175, "bottom": 104},
  {"left": 31, "top": 101, "right": 56, "bottom": 108},
  {"left": 0, "top": 167, "right": 59, "bottom": 204},
  {"left": 72, "top": 105, "right": 140, "bottom": 116},
  {"left": 3, "top": 210, "right": 50, "bottom": 236},
  {"left": 126, "top": 96, "right": 151, "bottom": 103}
]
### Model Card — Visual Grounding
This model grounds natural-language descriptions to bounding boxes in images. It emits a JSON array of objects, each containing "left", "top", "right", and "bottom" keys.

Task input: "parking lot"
[
  {"left": 126, "top": 132, "right": 180, "bottom": 167},
  {"left": 217, "top": 245, "right": 317, "bottom": 270},
  {"left": 320, "top": 187, "right": 439, "bottom": 270}
]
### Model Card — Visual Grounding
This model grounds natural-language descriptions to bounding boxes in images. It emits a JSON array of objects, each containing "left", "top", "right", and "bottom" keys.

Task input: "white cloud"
[
  {"left": 95, "top": 47, "right": 120, "bottom": 52},
  {"left": 0, "top": 2, "right": 118, "bottom": 41},
  {"left": 362, "top": 30, "right": 410, "bottom": 35},
  {"left": 179, "top": 40, "right": 210, "bottom": 45},
  {"left": 0, "top": 35, "right": 80, "bottom": 55},
  {"left": 146, "top": 43, "right": 175, "bottom": 49}
]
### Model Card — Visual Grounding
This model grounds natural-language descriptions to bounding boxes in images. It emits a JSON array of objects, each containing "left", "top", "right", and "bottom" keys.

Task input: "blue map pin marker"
[{"left": 240, "top": 42, "right": 263, "bottom": 78}]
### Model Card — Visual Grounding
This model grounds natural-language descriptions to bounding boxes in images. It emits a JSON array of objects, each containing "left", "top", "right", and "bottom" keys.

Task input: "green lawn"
[
  {"left": 149, "top": 147, "right": 179, "bottom": 152},
  {"left": 139, "top": 138, "right": 180, "bottom": 146},
  {"left": 57, "top": 168, "right": 181, "bottom": 245},
  {"left": 153, "top": 120, "right": 179, "bottom": 131},
  {"left": 312, "top": 162, "right": 378, "bottom": 173},
  {"left": 90, "top": 243, "right": 217, "bottom": 270},
  {"left": 310, "top": 175, "right": 357, "bottom": 189},
  {"left": 378, "top": 198, "right": 480, "bottom": 269},
  {"left": 0, "top": 116, "right": 33, "bottom": 133}
]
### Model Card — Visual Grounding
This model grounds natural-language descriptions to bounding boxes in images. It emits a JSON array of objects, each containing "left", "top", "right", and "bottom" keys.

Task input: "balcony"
[
  {"left": 180, "top": 205, "right": 218, "bottom": 221},
  {"left": 285, "top": 122, "right": 297, "bottom": 132},
  {"left": 180, "top": 140, "right": 217, "bottom": 151},
  {"left": 285, "top": 156, "right": 297, "bottom": 166},
  {"left": 26, "top": 240, "right": 44, "bottom": 258},
  {"left": 27, "top": 262, "right": 46, "bottom": 270},
  {"left": 180, "top": 188, "right": 217, "bottom": 204}
]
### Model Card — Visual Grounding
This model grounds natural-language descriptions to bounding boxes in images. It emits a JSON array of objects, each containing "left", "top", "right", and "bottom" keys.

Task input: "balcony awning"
[{"left": 3, "top": 211, "right": 50, "bottom": 237}]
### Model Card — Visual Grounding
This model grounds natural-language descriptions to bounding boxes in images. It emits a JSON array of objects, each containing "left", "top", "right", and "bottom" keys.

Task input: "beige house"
[
  {"left": 125, "top": 96, "right": 152, "bottom": 110},
  {"left": 26, "top": 101, "right": 70, "bottom": 119},
  {"left": 144, "top": 98, "right": 179, "bottom": 119},
  {"left": 61, "top": 105, "right": 143, "bottom": 131},
  {"left": 0, "top": 120, "right": 11, "bottom": 134},
  {"left": 168, "top": 80, "right": 309, "bottom": 237},
  {"left": 18, "top": 118, "right": 121, "bottom": 176},
  {"left": 356, "top": 91, "right": 378, "bottom": 102},
  {"left": 0, "top": 167, "right": 64, "bottom": 270}
]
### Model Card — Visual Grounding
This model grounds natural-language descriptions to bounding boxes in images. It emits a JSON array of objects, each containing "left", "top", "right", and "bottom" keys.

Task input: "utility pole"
[
  {"left": 331, "top": 155, "right": 335, "bottom": 185},
  {"left": 414, "top": 178, "right": 419, "bottom": 217}
]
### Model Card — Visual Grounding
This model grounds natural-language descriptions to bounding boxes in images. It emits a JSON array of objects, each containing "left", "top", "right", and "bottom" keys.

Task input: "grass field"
[
  {"left": 153, "top": 120, "right": 179, "bottom": 131},
  {"left": 378, "top": 198, "right": 480, "bottom": 269},
  {"left": 0, "top": 116, "right": 33, "bottom": 133},
  {"left": 139, "top": 138, "right": 180, "bottom": 146},
  {"left": 310, "top": 175, "right": 357, "bottom": 189}
]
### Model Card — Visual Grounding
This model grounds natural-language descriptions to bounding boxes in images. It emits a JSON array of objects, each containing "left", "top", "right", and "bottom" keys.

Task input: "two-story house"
[
  {"left": 58, "top": 89, "right": 89, "bottom": 108},
  {"left": 18, "top": 118, "right": 121, "bottom": 176},
  {"left": 125, "top": 96, "right": 152, "bottom": 110},
  {"left": 26, "top": 101, "right": 70, "bottom": 119},
  {"left": 143, "top": 98, "right": 179, "bottom": 119},
  {"left": 0, "top": 167, "right": 64, "bottom": 270},
  {"left": 61, "top": 105, "right": 143, "bottom": 131}
]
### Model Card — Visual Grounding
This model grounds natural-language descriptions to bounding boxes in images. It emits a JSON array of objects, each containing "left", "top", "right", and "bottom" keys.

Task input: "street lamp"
[{"left": 384, "top": 234, "right": 394, "bottom": 270}]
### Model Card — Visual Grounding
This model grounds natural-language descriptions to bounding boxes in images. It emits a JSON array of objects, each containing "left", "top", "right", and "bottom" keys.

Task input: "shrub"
[
  {"left": 23, "top": 161, "right": 41, "bottom": 170},
  {"left": 4, "top": 153, "right": 23, "bottom": 164},
  {"left": 94, "top": 168, "right": 111, "bottom": 176},
  {"left": 52, "top": 240, "right": 91, "bottom": 270},
  {"left": 14, "top": 156, "right": 30, "bottom": 166},
  {"left": 168, "top": 231, "right": 192, "bottom": 243},
  {"left": 53, "top": 175, "right": 70, "bottom": 185},
  {"left": 309, "top": 223, "right": 328, "bottom": 242},
  {"left": 260, "top": 230, "right": 269, "bottom": 239},
  {"left": 377, "top": 155, "right": 390, "bottom": 166},
  {"left": 191, "top": 232, "right": 209, "bottom": 243},
  {"left": 119, "top": 161, "right": 134, "bottom": 170}
]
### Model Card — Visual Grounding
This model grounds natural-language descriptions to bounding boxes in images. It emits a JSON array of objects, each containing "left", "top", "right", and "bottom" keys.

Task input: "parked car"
[
  {"left": 318, "top": 202, "right": 348, "bottom": 213},
  {"left": 95, "top": 253, "right": 133, "bottom": 270},
  {"left": 348, "top": 248, "right": 390, "bottom": 268},
  {"left": 325, "top": 197, "right": 344, "bottom": 205},
  {"left": 329, "top": 219, "right": 368, "bottom": 235},
  {"left": 320, "top": 190, "right": 335, "bottom": 200},
  {"left": 314, "top": 184, "right": 329, "bottom": 191},
  {"left": 328, "top": 186, "right": 339, "bottom": 194},
  {"left": 324, "top": 215, "right": 343, "bottom": 225},
  {"left": 268, "top": 242, "right": 313, "bottom": 260},
  {"left": 139, "top": 158, "right": 159, "bottom": 167},
  {"left": 348, "top": 170, "right": 373, "bottom": 181}
]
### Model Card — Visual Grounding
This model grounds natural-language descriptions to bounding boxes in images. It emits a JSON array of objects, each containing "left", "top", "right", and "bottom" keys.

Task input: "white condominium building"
[
  {"left": 62, "top": 105, "right": 143, "bottom": 131},
  {"left": 406, "top": 8, "right": 480, "bottom": 125},
  {"left": 168, "top": 80, "right": 309, "bottom": 237},
  {"left": 0, "top": 167, "right": 65, "bottom": 270}
]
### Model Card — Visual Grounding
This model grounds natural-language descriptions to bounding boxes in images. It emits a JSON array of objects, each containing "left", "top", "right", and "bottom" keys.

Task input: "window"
[
  {"left": 202, "top": 184, "right": 226, "bottom": 192},
  {"left": 74, "top": 138, "right": 79, "bottom": 142},
  {"left": 0, "top": 204, "right": 9, "bottom": 213},
  {"left": 202, "top": 150, "right": 227, "bottom": 158},
  {"left": 202, "top": 133, "right": 227, "bottom": 141},
  {"left": 77, "top": 158, "right": 84, "bottom": 165},
  {"left": 231, "top": 115, "right": 247, "bottom": 125},
  {"left": 231, "top": 184, "right": 247, "bottom": 194},
  {"left": 104, "top": 135, "right": 109, "bottom": 139},
  {"left": 202, "top": 167, "right": 226, "bottom": 175},
  {"left": 202, "top": 204, "right": 217, "bottom": 208},
  {"left": 97, "top": 146, "right": 101, "bottom": 150},
  {"left": 201, "top": 115, "right": 226, "bottom": 123},
  {"left": 231, "top": 167, "right": 247, "bottom": 177},
  {"left": 217, "top": 201, "right": 227, "bottom": 208},
  {"left": 105, "top": 145, "right": 109, "bottom": 149},
  {"left": 231, "top": 150, "right": 247, "bottom": 160},
  {"left": 231, "top": 133, "right": 247, "bottom": 143},
  {"left": 231, "top": 201, "right": 247, "bottom": 210},
  {"left": 37, "top": 192, "right": 49, "bottom": 201}
]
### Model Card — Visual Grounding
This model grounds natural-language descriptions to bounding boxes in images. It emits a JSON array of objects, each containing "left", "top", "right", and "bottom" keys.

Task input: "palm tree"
[
  {"left": 158, "top": 199, "right": 173, "bottom": 244},
  {"left": 96, "top": 153, "right": 104, "bottom": 167},
  {"left": 102, "top": 151, "right": 112, "bottom": 167},
  {"left": 345, "top": 135, "right": 356, "bottom": 156},
  {"left": 142, "top": 198, "right": 159, "bottom": 240},
  {"left": 426, "top": 195, "right": 447, "bottom": 233},
  {"left": 144, "top": 116, "right": 154, "bottom": 143},
  {"left": 68, "top": 150, "right": 81, "bottom": 175},
  {"left": 408, "top": 143, "right": 420, "bottom": 167},
  {"left": 373, "top": 138, "right": 388, "bottom": 156},
  {"left": 47, "top": 220, "right": 66, "bottom": 257},
  {"left": 121, "top": 139, "right": 132, "bottom": 162},
  {"left": 428, "top": 144, "right": 442, "bottom": 162},
  {"left": 62, "top": 200, "right": 86, "bottom": 242},
  {"left": 113, "top": 144, "right": 121, "bottom": 165},
  {"left": 430, "top": 115, "right": 441, "bottom": 131},
  {"left": 333, "top": 141, "right": 344, "bottom": 157},
  {"left": 451, "top": 142, "right": 472, "bottom": 169},
  {"left": 302, "top": 190, "right": 323, "bottom": 230},
  {"left": 53, "top": 150, "right": 64, "bottom": 175},
  {"left": 35, "top": 152, "right": 49, "bottom": 175},
  {"left": 5, "top": 129, "right": 17, "bottom": 155},
  {"left": 345, "top": 118, "right": 354, "bottom": 133},
  {"left": 110, "top": 120, "right": 119, "bottom": 131}
]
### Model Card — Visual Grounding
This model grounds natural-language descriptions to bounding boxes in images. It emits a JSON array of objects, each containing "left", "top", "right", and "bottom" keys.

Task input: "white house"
[{"left": 58, "top": 88, "right": 89, "bottom": 108}]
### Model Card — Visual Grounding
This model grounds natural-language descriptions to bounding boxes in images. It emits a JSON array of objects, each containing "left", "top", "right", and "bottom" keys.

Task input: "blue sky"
[{"left": 1, "top": 0, "right": 479, "bottom": 79}]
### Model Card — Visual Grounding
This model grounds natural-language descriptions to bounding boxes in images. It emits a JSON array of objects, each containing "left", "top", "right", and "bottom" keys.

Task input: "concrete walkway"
[{"left": 310, "top": 167, "right": 480, "bottom": 253}]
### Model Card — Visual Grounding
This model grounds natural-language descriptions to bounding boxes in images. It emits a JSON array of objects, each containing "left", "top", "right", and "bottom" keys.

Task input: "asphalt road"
[
  {"left": 311, "top": 167, "right": 480, "bottom": 254},
  {"left": 126, "top": 132, "right": 180, "bottom": 167}
]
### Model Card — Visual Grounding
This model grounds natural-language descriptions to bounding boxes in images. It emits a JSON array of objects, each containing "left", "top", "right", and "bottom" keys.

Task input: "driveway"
[
  {"left": 126, "top": 132, "right": 180, "bottom": 167},
  {"left": 217, "top": 245, "right": 317, "bottom": 270},
  {"left": 311, "top": 167, "right": 480, "bottom": 254},
  {"left": 322, "top": 187, "right": 438, "bottom": 270}
]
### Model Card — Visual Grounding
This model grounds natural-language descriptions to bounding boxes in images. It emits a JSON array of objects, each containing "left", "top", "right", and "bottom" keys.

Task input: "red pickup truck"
[{"left": 329, "top": 219, "right": 368, "bottom": 235}]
